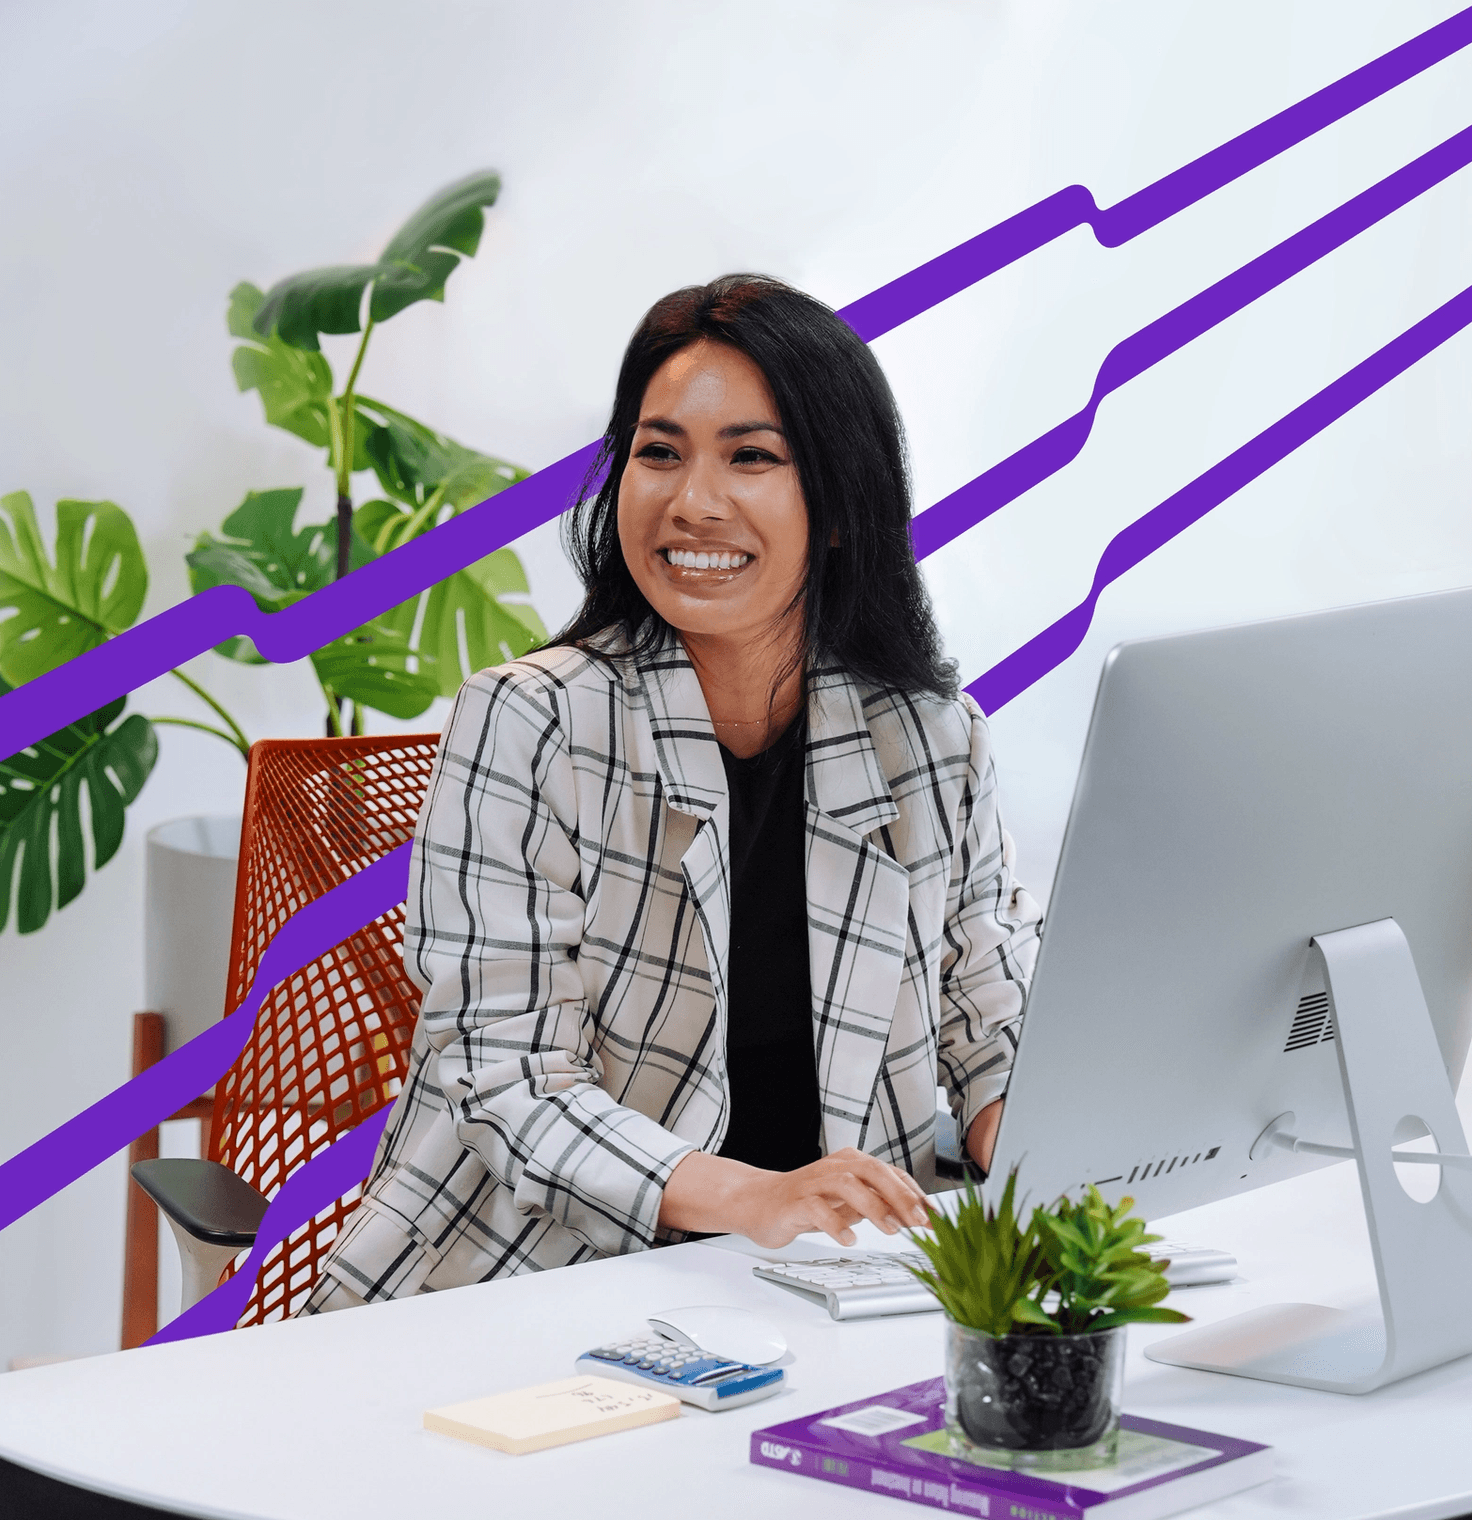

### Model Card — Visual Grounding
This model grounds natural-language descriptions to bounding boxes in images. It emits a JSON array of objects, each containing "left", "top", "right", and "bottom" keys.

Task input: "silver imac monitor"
[{"left": 989, "top": 585, "right": 1472, "bottom": 1394}]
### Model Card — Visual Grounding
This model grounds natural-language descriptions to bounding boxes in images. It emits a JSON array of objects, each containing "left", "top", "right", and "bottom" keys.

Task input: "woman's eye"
[
  {"left": 636, "top": 442, "right": 680, "bottom": 463},
  {"left": 731, "top": 446, "right": 781, "bottom": 466}
]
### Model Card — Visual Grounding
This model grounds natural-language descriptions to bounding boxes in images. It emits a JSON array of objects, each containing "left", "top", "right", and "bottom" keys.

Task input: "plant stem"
[
  {"left": 167, "top": 668, "right": 250, "bottom": 757},
  {"left": 333, "top": 318, "right": 376, "bottom": 580},
  {"left": 149, "top": 716, "right": 251, "bottom": 755},
  {"left": 323, "top": 682, "right": 344, "bottom": 738}
]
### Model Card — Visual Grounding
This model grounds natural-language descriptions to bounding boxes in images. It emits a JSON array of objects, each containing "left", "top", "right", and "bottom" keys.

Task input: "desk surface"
[{"left": 3, "top": 1161, "right": 1471, "bottom": 1520}]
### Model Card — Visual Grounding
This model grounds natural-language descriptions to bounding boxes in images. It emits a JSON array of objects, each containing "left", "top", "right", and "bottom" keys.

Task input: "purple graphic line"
[
  {"left": 968, "top": 280, "right": 1472, "bottom": 716},
  {"left": 2, "top": 9, "right": 1469, "bottom": 761},
  {"left": 0, "top": 442, "right": 601, "bottom": 760},
  {"left": 909, "top": 120, "right": 1472, "bottom": 561},
  {"left": 147, "top": 1108, "right": 390, "bottom": 1343},
  {"left": 0, "top": 845, "right": 411, "bottom": 1234},
  {"left": 839, "top": 5, "right": 1472, "bottom": 342}
]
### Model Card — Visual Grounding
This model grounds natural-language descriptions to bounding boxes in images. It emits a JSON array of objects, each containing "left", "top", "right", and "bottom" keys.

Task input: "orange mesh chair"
[{"left": 131, "top": 734, "right": 439, "bottom": 1326}]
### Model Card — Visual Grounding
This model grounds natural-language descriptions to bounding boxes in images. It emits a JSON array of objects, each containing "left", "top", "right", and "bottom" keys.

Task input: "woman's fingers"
[
  {"left": 804, "top": 1195, "right": 859, "bottom": 1247},
  {"left": 813, "top": 1169, "right": 918, "bottom": 1235},
  {"left": 824, "top": 1151, "right": 929, "bottom": 1227}
]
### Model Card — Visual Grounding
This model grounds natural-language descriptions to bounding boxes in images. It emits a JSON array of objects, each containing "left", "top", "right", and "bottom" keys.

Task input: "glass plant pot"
[{"left": 943, "top": 1319, "right": 1127, "bottom": 1472}]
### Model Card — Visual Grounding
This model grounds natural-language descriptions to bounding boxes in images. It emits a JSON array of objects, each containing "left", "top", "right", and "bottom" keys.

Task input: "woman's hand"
[{"left": 659, "top": 1147, "right": 931, "bottom": 1248}]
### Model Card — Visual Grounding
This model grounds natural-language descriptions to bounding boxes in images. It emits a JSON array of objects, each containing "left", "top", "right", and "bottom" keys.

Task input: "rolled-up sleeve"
[
  {"left": 936, "top": 695, "right": 1043, "bottom": 1136},
  {"left": 405, "top": 666, "right": 695, "bottom": 1257}
]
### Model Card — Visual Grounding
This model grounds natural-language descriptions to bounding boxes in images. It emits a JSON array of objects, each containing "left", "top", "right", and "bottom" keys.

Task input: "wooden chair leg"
[{"left": 121, "top": 1013, "right": 164, "bottom": 1350}]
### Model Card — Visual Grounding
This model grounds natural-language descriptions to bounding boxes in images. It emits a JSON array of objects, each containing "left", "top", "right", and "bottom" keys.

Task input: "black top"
[{"left": 716, "top": 716, "right": 823, "bottom": 1173}]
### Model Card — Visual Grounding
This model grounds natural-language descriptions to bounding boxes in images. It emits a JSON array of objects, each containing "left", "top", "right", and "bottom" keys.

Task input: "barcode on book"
[{"left": 820, "top": 1405, "right": 927, "bottom": 1437}]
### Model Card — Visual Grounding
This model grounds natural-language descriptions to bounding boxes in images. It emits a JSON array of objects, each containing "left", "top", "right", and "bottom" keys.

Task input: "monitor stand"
[{"left": 1144, "top": 917, "right": 1472, "bottom": 1394}]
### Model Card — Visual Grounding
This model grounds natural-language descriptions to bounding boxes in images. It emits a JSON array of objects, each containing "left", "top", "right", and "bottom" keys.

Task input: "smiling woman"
[
  {"left": 617, "top": 339, "right": 810, "bottom": 758},
  {"left": 297, "top": 276, "right": 1042, "bottom": 1313}
]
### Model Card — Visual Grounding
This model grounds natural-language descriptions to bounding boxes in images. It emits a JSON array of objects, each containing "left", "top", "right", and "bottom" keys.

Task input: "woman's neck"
[{"left": 680, "top": 623, "right": 805, "bottom": 759}]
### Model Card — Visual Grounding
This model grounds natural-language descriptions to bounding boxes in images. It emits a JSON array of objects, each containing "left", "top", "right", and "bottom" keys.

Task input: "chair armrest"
[{"left": 130, "top": 1158, "right": 269, "bottom": 1248}]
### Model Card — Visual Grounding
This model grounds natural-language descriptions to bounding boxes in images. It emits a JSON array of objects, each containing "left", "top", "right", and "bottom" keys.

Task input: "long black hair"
[{"left": 552, "top": 273, "right": 958, "bottom": 701}]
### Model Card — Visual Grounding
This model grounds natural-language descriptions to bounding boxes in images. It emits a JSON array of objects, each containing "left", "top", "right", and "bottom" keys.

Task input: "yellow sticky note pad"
[{"left": 424, "top": 1375, "right": 681, "bottom": 1455}]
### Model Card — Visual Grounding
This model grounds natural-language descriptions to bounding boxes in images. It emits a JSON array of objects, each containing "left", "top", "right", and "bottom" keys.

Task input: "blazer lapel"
[
  {"left": 804, "top": 667, "right": 910, "bottom": 1155},
  {"left": 633, "top": 634, "right": 732, "bottom": 1032}
]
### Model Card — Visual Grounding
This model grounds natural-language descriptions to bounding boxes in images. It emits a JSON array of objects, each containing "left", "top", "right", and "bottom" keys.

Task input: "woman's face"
[{"left": 617, "top": 340, "right": 808, "bottom": 650}]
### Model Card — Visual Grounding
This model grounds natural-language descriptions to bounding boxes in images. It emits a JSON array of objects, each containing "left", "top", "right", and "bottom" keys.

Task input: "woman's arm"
[
  {"left": 966, "top": 1098, "right": 1004, "bottom": 1173},
  {"left": 937, "top": 697, "right": 1043, "bottom": 1160},
  {"left": 658, "top": 1146, "right": 930, "bottom": 1247},
  {"left": 406, "top": 665, "right": 697, "bottom": 1256}
]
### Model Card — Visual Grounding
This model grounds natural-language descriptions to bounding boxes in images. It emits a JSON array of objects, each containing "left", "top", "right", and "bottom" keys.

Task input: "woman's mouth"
[{"left": 660, "top": 548, "right": 752, "bottom": 572}]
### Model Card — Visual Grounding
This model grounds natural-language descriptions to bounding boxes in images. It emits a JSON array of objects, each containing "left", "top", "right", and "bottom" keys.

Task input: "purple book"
[{"left": 750, "top": 1378, "right": 1271, "bottom": 1520}]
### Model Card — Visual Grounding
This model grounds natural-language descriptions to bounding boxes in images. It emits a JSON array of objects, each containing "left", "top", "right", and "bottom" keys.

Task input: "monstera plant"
[{"left": 0, "top": 171, "right": 546, "bottom": 933}]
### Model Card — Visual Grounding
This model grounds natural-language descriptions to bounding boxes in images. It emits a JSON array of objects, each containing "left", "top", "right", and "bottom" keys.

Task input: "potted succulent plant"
[{"left": 907, "top": 1172, "right": 1190, "bottom": 1471}]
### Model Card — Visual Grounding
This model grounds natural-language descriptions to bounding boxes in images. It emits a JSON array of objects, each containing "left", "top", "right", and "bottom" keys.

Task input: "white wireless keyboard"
[{"left": 752, "top": 1240, "right": 1238, "bottom": 1321}]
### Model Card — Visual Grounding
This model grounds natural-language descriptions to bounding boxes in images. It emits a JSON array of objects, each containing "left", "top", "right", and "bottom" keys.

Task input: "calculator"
[{"left": 576, "top": 1331, "right": 785, "bottom": 1412}]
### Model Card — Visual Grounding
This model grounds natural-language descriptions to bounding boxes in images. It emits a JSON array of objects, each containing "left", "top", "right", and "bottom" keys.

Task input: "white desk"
[{"left": 3, "top": 1160, "right": 1471, "bottom": 1520}]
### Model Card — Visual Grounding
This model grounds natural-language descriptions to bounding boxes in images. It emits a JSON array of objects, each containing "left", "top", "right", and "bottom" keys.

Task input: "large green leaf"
[
  {"left": 308, "top": 620, "right": 440, "bottom": 720},
  {"left": 356, "top": 495, "right": 546, "bottom": 700},
  {"left": 0, "top": 677, "right": 158, "bottom": 934},
  {"left": 185, "top": 487, "right": 370, "bottom": 662},
  {"left": 356, "top": 398, "right": 528, "bottom": 511},
  {"left": 228, "top": 283, "right": 339, "bottom": 452},
  {"left": 186, "top": 488, "right": 439, "bottom": 718},
  {"left": 253, "top": 172, "right": 502, "bottom": 351},
  {"left": 0, "top": 492, "right": 148, "bottom": 685}
]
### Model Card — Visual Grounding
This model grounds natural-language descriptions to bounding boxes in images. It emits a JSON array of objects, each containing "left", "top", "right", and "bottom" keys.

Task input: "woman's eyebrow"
[
  {"left": 634, "top": 417, "right": 785, "bottom": 439},
  {"left": 719, "top": 421, "right": 784, "bottom": 439}
]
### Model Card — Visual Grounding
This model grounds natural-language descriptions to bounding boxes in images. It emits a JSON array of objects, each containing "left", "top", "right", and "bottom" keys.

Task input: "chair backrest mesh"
[{"left": 210, "top": 734, "right": 439, "bottom": 1325}]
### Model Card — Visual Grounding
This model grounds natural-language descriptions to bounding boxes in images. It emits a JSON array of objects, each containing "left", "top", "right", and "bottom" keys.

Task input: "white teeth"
[{"left": 666, "top": 550, "right": 749, "bottom": 569}]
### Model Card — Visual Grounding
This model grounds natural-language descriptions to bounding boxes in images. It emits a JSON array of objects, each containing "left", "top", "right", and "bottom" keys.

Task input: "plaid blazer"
[{"left": 316, "top": 629, "right": 1041, "bottom": 1302}]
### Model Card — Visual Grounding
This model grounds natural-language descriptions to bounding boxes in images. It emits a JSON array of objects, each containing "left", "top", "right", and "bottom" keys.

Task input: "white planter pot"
[{"left": 144, "top": 815, "right": 242, "bottom": 1054}]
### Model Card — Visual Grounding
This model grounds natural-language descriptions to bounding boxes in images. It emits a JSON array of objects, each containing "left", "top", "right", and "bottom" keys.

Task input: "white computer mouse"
[{"left": 647, "top": 1305, "right": 789, "bottom": 1366}]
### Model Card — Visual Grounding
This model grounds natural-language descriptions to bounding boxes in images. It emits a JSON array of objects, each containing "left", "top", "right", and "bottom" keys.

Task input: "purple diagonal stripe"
[
  {"left": 910, "top": 121, "right": 1472, "bottom": 561},
  {"left": 968, "top": 280, "right": 1472, "bottom": 716},
  {"left": 0, "top": 442, "right": 602, "bottom": 760},
  {"left": 0, "top": 844, "right": 411, "bottom": 1232},
  {"left": 838, "top": 6, "right": 1472, "bottom": 342},
  {"left": 3, "top": 11, "right": 1469, "bottom": 761},
  {"left": 146, "top": 1107, "right": 391, "bottom": 1343}
]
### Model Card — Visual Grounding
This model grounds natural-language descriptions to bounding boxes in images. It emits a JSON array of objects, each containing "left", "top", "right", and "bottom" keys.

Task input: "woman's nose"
[{"left": 673, "top": 456, "right": 731, "bottom": 521}]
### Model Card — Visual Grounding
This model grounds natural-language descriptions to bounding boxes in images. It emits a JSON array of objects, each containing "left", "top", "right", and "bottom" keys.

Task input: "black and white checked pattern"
[{"left": 305, "top": 628, "right": 1041, "bottom": 1307}]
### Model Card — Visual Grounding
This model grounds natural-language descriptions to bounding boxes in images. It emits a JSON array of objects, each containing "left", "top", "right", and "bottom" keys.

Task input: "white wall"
[{"left": 2, "top": 0, "right": 1468, "bottom": 1369}]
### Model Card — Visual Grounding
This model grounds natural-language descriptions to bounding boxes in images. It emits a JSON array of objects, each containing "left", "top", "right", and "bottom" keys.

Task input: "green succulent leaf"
[
  {"left": 253, "top": 171, "right": 502, "bottom": 351},
  {"left": 0, "top": 492, "right": 148, "bottom": 685},
  {"left": 905, "top": 1172, "right": 1054, "bottom": 1337},
  {"left": 1035, "top": 1187, "right": 1191, "bottom": 1334},
  {"left": 185, "top": 487, "right": 371, "bottom": 662},
  {"left": 0, "top": 676, "right": 158, "bottom": 934},
  {"left": 906, "top": 1172, "right": 1191, "bottom": 1338},
  {"left": 309, "top": 619, "right": 439, "bottom": 720}
]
